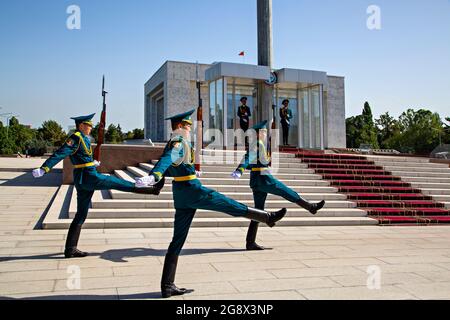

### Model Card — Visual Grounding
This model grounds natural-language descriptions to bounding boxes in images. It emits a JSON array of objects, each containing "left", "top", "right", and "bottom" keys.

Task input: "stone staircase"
[
  {"left": 42, "top": 150, "right": 377, "bottom": 229},
  {"left": 291, "top": 151, "right": 450, "bottom": 225},
  {"left": 368, "top": 155, "right": 450, "bottom": 209}
]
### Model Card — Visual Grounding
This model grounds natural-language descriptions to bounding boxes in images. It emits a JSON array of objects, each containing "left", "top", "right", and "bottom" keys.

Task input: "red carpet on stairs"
[{"left": 291, "top": 150, "right": 450, "bottom": 225}]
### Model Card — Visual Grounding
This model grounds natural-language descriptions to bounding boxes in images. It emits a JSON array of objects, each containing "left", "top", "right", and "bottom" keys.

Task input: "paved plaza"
[{"left": 1, "top": 158, "right": 450, "bottom": 300}]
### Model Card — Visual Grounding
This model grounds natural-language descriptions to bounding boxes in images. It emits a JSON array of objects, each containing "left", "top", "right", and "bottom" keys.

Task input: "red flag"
[{"left": 238, "top": 51, "right": 245, "bottom": 56}]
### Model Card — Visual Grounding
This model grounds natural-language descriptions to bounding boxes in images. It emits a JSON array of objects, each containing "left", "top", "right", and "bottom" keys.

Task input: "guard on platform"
[
  {"left": 280, "top": 99, "right": 293, "bottom": 146},
  {"left": 231, "top": 120, "right": 326, "bottom": 250},
  {"left": 32, "top": 114, "right": 161, "bottom": 258},
  {"left": 237, "top": 97, "right": 251, "bottom": 132},
  {"left": 135, "top": 109, "right": 287, "bottom": 298}
]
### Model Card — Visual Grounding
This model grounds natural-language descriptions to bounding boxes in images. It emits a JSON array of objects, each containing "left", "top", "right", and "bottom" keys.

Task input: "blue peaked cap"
[
  {"left": 251, "top": 120, "right": 268, "bottom": 130},
  {"left": 71, "top": 113, "right": 96, "bottom": 126},
  {"left": 165, "top": 109, "right": 195, "bottom": 126}
]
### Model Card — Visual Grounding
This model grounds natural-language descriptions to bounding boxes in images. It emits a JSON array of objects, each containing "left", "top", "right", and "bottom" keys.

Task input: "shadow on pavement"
[
  {"left": 0, "top": 172, "right": 62, "bottom": 187},
  {"left": 0, "top": 291, "right": 171, "bottom": 300},
  {"left": 0, "top": 247, "right": 246, "bottom": 263}
]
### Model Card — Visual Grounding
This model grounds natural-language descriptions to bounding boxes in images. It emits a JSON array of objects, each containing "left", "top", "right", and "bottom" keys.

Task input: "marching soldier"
[
  {"left": 135, "top": 109, "right": 287, "bottom": 298},
  {"left": 280, "top": 99, "right": 292, "bottom": 146},
  {"left": 32, "top": 114, "right": 160, "bottom": 258},
  {"left": 231, "top": 120, "right": 326, "bottom": 250}
]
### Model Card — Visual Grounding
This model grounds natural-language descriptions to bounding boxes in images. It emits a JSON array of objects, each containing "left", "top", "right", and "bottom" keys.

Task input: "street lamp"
[{"left": 0, "top": 112, "right": 12, "bottom": 126}]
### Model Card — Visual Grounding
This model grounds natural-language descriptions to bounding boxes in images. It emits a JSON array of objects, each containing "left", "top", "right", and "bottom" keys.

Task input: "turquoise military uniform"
[
  {"left": 40, "top": 114, "right": 137, "bottom": 257},
  {"left": 149, "top": 110, "right": 248, "bottom": 255},
  {"left": 41, "top": 122, "right": 135, "bottom": 227},
  {"left": 235, "top": 121, "right": 300, "bottom": 208},
  {"left": 156, "top": 112, "right": 288, "bottom": 298},
  {"left": 235, "top": 120, "right": 301, "bottom": 249}
]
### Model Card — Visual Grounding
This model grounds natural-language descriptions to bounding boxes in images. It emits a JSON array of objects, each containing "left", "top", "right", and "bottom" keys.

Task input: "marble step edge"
[{"left": 42, "top": 216, "right": 378, "bottom": 229}]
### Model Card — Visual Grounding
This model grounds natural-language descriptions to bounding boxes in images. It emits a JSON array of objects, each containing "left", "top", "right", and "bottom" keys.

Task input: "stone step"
[
  {"left": 117, "top": 170, "right": 330, "bottom": 187},
  {"left": 428, "top": 195, "right": 450, "bottom": 202},
  {"left": 68, "top": 207, "right": 367, "bottom": 219},
  {"left": 401, "top": 177, "right": 450, "bottom": 184},
  {"left": 368, "top": 156, "right": 431, "bottom": 163},
  {"left": 389, "top": 171, "right": 450, "bottom": 178},
  {"left": 129, "top": 166, "right": 318, "bottom": 180},
  {"left": 41, "top": 185, "right": 377, "bottom": 229},
  {"left": 410, "top": 182, "right": 450, "bottom": 190},
  {"left": 110, "top": 185, "right": 339, "bottom": 199},
  {"left": 188, "top": 165, "right": 310, "bottom": 173},
  {"left": 201, "top": 150, "right": 295, "bottom": 158},
  {"left": 201, "top": 155, "right": 301, "bottom": 163},
  {"left": 420, "top": 188, "right": 450, "bottom": 196},
  {"left": 90, "top": 199, "right": 354, "bottom": 210},
  {"left": 144, "top": 161, "right": 307, "bottom": 169},
  {"left": 43, "top": 216, "right": 378, "bottom": 229},
  {"left": 374, "top": 160, "right": 447, "bottom": 168},
  {"left": 139, "top": 162, "right": 310, "bottom": 173},
  {"left": 383, "top": 166, "right": 450, "bottom": 173},
  {"left": 110, "top": 191, "right": 345, "bottom": 201}
]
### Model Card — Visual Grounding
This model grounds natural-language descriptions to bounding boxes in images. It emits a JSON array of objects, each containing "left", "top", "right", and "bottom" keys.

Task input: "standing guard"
[{"left": 280, "top": 99, "right": 292, "bottom": 146}]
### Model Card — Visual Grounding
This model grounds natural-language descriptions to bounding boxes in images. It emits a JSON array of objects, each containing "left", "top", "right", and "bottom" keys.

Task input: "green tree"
[
  {"left": 105, "top": 124, "right": 122, "bottom": 143},
  {"left": 132, "top": 128, "right": 144, "bottom": 139},
  {"left": 396, "top": 109, "right": 443, "bottom": 154},
  {"left": 2, "top": 117, "right": 35, "bottom": 154},
  {"left": 345, "top": 102, "right": 379, "bottom": 148},
  {"left": 38, "top": 120, "right": 67, "bottom": 147},
  {"left": 375, "top": 112, "right": 402, "bottom": 149}
]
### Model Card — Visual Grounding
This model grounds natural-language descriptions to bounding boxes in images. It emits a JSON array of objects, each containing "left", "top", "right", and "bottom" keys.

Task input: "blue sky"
[{"left": 1, "top": 0, "right": 449, "bottom": 131}]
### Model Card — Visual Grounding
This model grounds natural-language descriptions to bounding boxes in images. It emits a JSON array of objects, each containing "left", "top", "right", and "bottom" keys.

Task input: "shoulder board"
[
  {"left": 169, "top": 136, "right": 184, "bottom": 147},
  {"left": 72, "top": 132, "right": 82, "bottom": 140},
  {"left": 65, "top": 133, "right": 81, "bottom": 146},
  {"left": 170, "top": 136, "right": 183, "bottom": 143}
]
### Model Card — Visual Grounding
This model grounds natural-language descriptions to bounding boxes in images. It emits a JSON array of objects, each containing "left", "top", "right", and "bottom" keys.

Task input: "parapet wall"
[{"left": 63, "top": 144, "right": 164, "bottom": 184}]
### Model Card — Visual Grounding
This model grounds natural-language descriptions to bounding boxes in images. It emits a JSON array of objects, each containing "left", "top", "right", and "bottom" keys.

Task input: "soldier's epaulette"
[
  {"left": 169, "top": 136, "right": 183, "bottom": 149},
  {"left": 64, "top": 132, "right": 80, "bottom": 147}
]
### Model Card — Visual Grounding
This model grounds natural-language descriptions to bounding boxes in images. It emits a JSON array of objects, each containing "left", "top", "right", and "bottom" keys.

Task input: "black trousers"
[
  {"left": 240, "top": 120, "right": 249, "bottom": 150},
  {"left": 281, "top": 123, "right": 289, "bottom": 145}
]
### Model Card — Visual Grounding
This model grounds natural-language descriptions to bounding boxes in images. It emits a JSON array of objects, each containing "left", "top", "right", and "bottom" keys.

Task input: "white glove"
[
  {"left": 32, "top": 168, "right": 45, "bottom": 178},
  {"left": 94, "top": 160, "right": 101, "bottom": 167},
  {"left": 231, "top": 170, "right": 242, "bottom": 179},
  {"left": 195, "top": 170, "right": 202, "bottom": 178},
  {"left": 135, "top": 175, "right": 156, "bottom": 188}
]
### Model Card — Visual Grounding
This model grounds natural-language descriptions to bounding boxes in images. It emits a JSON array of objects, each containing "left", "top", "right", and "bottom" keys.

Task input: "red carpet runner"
[{"left": 281, "top": 148, "right": 450, "bottom": 225}]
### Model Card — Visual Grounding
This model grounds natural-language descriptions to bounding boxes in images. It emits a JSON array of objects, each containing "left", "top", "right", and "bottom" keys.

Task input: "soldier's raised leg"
[{"left": 261, "top": 178, "right": 325, "bottom": 214}]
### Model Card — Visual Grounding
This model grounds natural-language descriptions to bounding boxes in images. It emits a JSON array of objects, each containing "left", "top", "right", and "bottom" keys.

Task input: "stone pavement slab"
[{"left": 2, "top": 167, "right": 450, "bottom": 300}]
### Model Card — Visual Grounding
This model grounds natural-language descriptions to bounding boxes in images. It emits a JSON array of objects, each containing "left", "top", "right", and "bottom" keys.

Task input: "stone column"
[{"left": 257, "top": 0, "right": 274, "bottom": 123}]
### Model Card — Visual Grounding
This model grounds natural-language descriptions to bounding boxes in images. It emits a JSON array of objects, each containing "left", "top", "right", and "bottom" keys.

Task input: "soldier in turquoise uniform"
[
  {"left": 33, "top": 114, "right": 159, "bottom": 258},
  {"left": 135, "top": 109, "right": 287, "bottom": 298},
  {"left": 231, "top": 120, "right": 326, "bottom": 250}
]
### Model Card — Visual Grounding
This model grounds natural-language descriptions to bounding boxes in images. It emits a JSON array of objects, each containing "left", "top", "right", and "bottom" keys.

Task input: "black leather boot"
[
  {"left": 246, "top": 207, "right": 287, "bottom": 227},
  {"left": 246, "top": 221, "right": 265, "bottom": 250},
  {"left": 296, "top": 197, "right": 325, "bottom": 215},
  {"left": 161, "top": 254, "right": 189, "bottom": 298},
  {"left": 134, "top": 177, "right": 165, "bottom": 195},
  {"left": 64, "top": 224, "right": 88, "bottom": 258}
]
